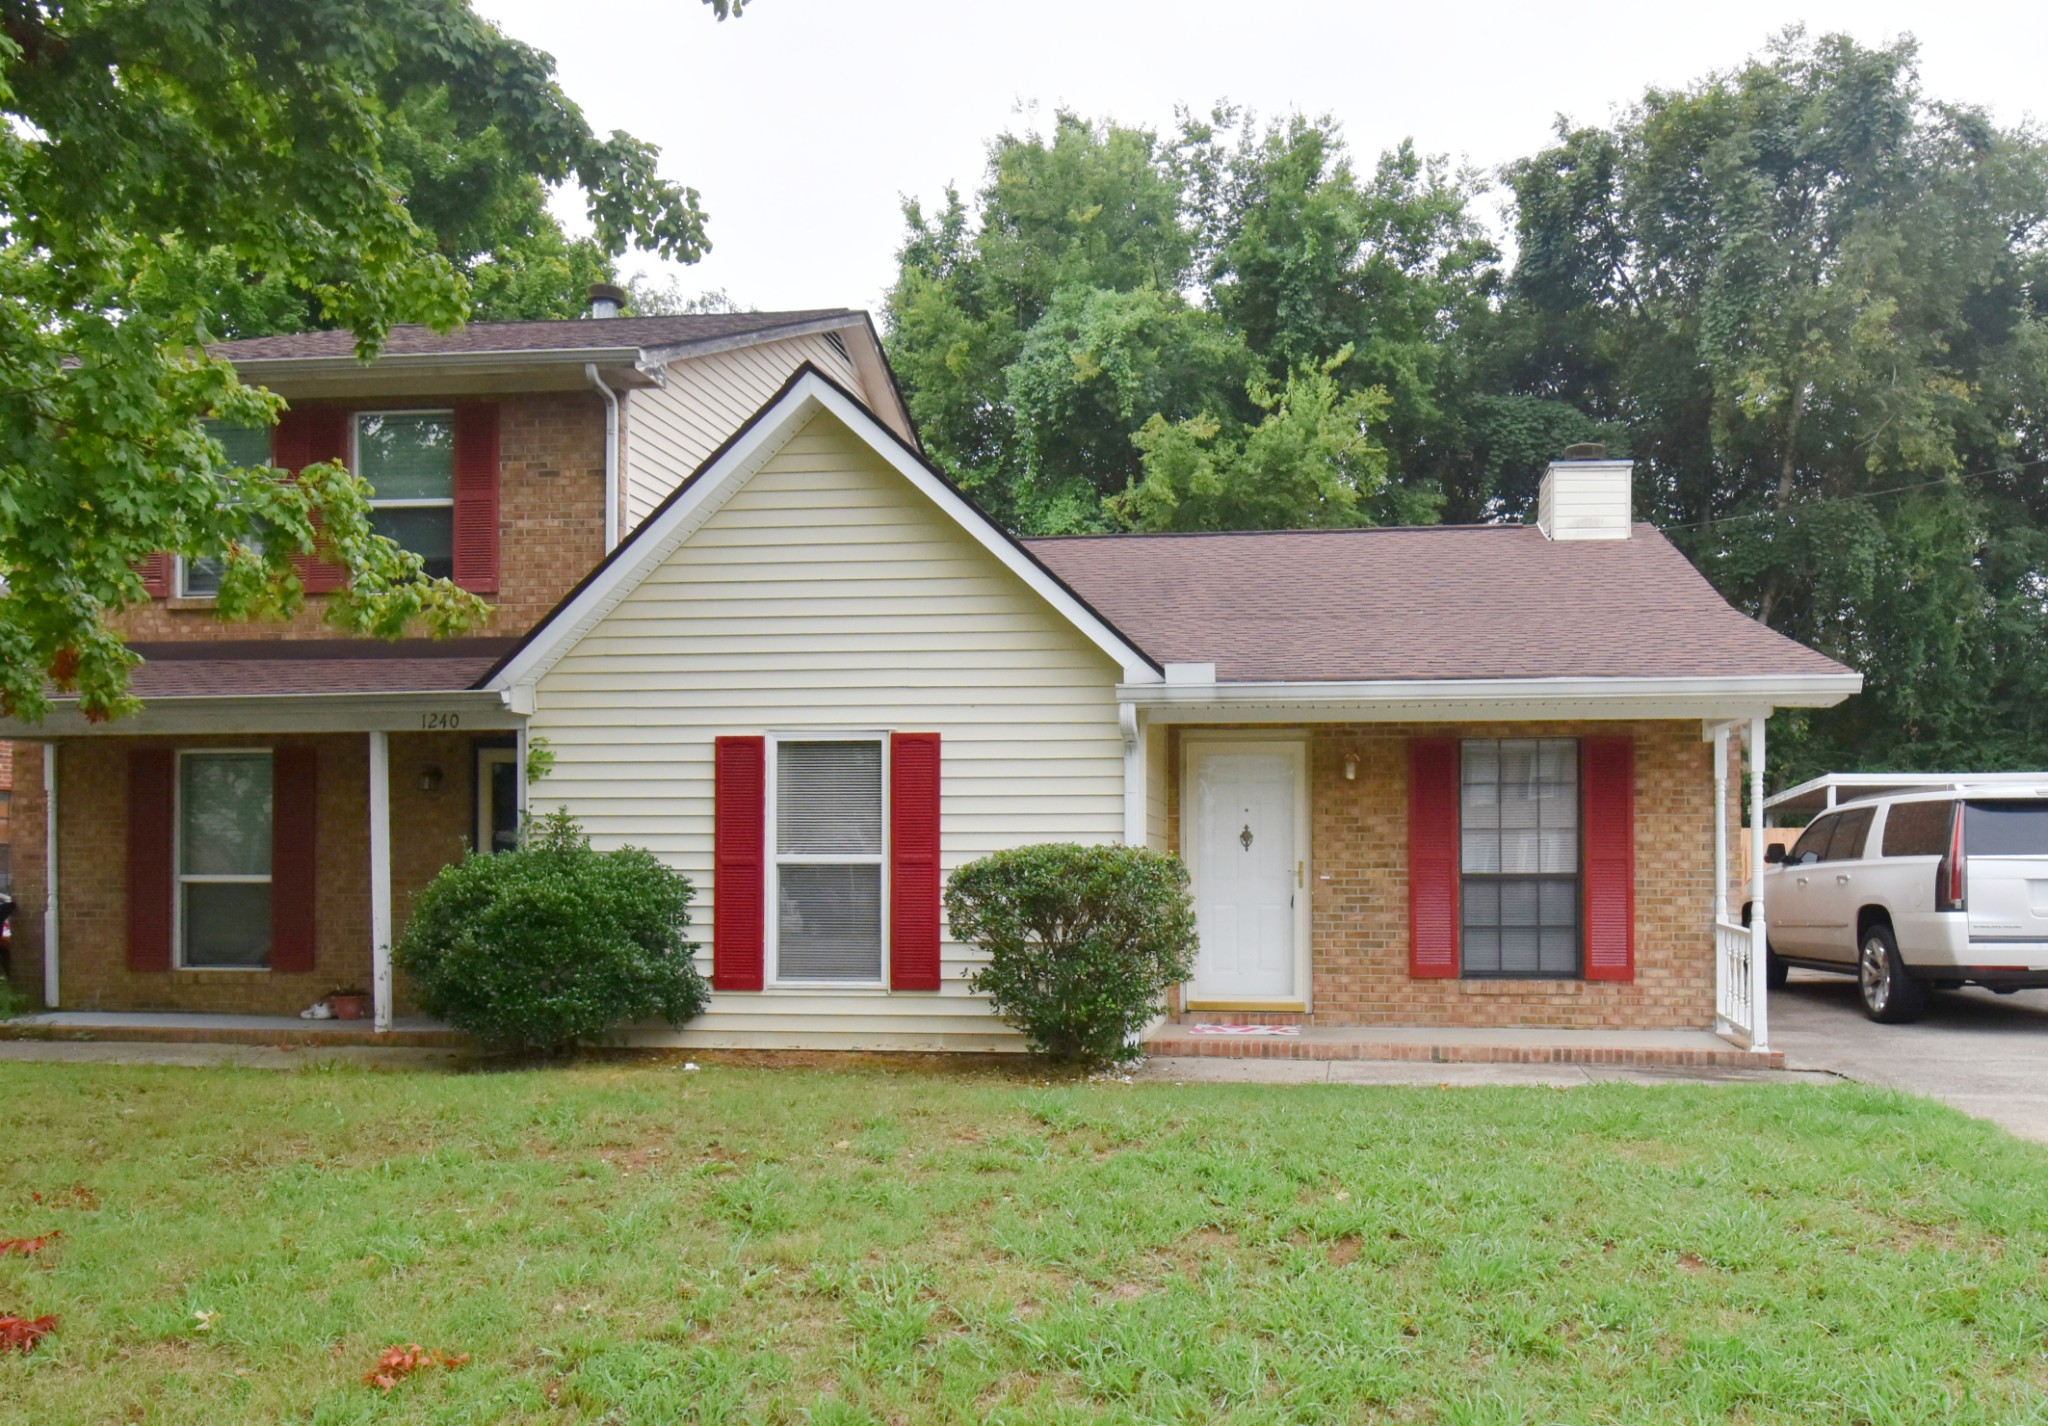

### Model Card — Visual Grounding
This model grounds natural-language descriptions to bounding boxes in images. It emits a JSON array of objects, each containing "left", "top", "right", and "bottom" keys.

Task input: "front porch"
[{"left": 1145, "top": 1021, "right": 1781, "bottom": 1069}]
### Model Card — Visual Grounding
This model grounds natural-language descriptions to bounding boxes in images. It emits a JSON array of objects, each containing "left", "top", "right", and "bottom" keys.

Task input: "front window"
[
  {"left": 772, "top": 738, "right": 885, "bottom": 983},
  {"left": 180, "top": 421, "right": 273, "bottom": 597},
  {"left": 1460, "top": 738, "right": 1579, "bottom": 978},
  {"left": 356, "top": 411, "right": 455, "bottom": 580},
  {"left": 178, "top": 752, "right": 272, "bottom": 968},
  {"left": 1787, "top": 815, "right": 1836, "bottom": 866}
]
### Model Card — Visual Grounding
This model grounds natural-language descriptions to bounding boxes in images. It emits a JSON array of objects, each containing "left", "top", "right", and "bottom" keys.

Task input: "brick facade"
[
  {"left": 6, "top": 732, "right": 483, "bottom": 1015},
  {"left": 115, "top": 390, "right": 608, "bottom": 643},
  {"left": 1166, "top": 721, "right": 1718, "bottom": 1030}
]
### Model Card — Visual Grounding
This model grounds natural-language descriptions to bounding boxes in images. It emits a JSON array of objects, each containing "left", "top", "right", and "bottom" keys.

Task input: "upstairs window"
[
  {"left": 1460, "top": 738, "right": 1580, "bottom": 977},
  {"left": 356, "top": 410, "right": 455, "bottom": 580},
  {"left": 772, "top": 738, "right": 885, "bottom": 984},
  {"left": 180, "top": 422, "right": 273, "bottom": 597}
]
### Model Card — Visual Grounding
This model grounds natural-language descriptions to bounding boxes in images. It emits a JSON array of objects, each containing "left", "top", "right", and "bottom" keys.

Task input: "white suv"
[{"left": 1750, "top": 787, "right": 2048, "bottom": 1022}]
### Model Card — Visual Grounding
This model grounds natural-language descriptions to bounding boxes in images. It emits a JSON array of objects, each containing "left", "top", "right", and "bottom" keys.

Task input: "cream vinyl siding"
[
  {"left": 1145, "top": 723, "right": 1171, "bottom": 852},
  {"left": 622, "top": 333, "right": 866, "bottom": 530},
  {"left": 531, "top": 409, "right": 1127, "bottom": 1051}
]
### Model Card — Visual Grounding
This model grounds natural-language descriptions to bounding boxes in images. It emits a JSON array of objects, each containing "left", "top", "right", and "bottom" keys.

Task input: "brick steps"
[{"left": 1148, "top": 1029, "right": 1782, "bottom": 1070}]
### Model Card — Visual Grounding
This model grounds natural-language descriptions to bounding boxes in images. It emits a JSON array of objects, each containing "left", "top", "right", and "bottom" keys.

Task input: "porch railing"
[{"left": 1715, "top": 918, "right": 1758, "bottom": 1046}]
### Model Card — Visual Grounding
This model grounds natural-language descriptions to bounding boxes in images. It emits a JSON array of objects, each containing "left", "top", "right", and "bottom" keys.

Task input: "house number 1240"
[{"left": 420, "top": 712, "right": 462, "bottom": 730}]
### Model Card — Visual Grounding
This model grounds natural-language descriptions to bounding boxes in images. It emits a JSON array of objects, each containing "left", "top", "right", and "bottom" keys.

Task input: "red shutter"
[
  {"left": 137, "top": 554, "right": 172, "bottom": 598},
  {"left": 271, "top": 745, "right": 318, "bottom": 973},
  {"left": 712, "top": 735, "right": 766, "bottom": 991},
  {"left": 278, "top": 404, "right": 350, "bottom": 594},
  {"left": 126, "top": 748, "right": 175, "bottom": 973},
  {"left": 451, "top": 402, "right": 501, "bottom": 594},
  {"left": 1581, "top": 736, "right": 1636, "bottom": 982},
  {"left": 889, "top": 732, "right": 942, "bottom": 991},
  {"left": 1408, "top": 737, "right": 1460, "bottom": 978}
]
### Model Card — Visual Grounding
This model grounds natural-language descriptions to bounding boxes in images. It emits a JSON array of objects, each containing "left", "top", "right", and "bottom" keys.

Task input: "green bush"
[
  {"left": 945, "top": 843, "right": 1197, "bottom": 1067},
  {"left": 395, "top": 809, "right": 708, "bottom": 1054}
]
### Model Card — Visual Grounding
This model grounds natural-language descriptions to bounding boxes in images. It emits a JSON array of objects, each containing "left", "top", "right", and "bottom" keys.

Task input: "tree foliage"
[
  {"left": 0, "top": 0, "right": 741, "bottom": 721},
  {"left": 888, "top": 33, "right": 2048, "bottom": 780}
]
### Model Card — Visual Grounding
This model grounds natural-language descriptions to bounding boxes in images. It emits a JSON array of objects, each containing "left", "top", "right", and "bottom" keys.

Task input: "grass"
[{"left": 3, "top": 1060, "right": 2048, "bottom": 1424}]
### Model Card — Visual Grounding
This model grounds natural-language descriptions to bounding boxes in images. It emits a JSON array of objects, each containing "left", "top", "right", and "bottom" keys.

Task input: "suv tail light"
[{"left": 1936, "top": 803, "right": 1967, "bottom": 912}]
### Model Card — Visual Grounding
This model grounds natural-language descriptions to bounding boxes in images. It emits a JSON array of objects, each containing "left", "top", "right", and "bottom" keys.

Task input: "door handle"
[
  {"left": 1795, "top": 876, "right": 1808, "bottom": 887},
  {"left": 1836, "top": 874, "right": 1851, "bottom": 885}
]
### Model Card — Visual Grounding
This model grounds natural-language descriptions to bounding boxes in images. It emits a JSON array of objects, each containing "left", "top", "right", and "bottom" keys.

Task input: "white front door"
[{"left": 1187, "top": 741, "right": 1305, "bottom": 1005}]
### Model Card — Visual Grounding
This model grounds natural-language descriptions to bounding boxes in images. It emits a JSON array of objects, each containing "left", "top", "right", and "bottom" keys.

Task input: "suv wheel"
[
  {"left": 1858, "top": 924, "right": 1927, "bottom": 1024},
  {"left": 1766, "top": 948, "right": 1789, "bottom": 990}
]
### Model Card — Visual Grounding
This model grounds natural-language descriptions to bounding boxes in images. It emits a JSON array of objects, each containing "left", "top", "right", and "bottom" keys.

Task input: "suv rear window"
[
  {"left": 1882, "top": 800, "right": 1954, "bottom": 857},
  {"left": 1965, "top": 801, "right": 2048, "bottom": 857}
]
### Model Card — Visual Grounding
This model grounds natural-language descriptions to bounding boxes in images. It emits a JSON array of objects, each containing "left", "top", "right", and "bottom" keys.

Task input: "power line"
[{"left": 1652, "top": 456, "right": 2048, "bottom": 534}]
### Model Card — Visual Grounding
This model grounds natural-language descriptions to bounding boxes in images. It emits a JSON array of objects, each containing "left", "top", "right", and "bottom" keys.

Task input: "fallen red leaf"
[
  {"left": 0, "top": 1316, "right": 57, "bottom": 1353},
  {"left": 0, "top": 1232, "right": 62, "bottom": 1257},
  {"left": 361, "top": 1344, "right": 469, "bottom": 1390}
]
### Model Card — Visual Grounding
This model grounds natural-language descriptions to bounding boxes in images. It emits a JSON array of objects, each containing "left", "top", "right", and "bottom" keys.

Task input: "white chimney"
[
  {"left": 586, "top": 282, "right": 627, "bottom": 320},
  {"left": 1537, "top": 444, "right": 1633, "bottom": 541}
]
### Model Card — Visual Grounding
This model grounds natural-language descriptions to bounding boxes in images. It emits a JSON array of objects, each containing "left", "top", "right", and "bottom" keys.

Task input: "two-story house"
[
  {"left": 2, "top": 302, "right": 1856, "bottom": 1059},
  {"left": 2, "top": 301, "right": 912, "bottom": 1024}
]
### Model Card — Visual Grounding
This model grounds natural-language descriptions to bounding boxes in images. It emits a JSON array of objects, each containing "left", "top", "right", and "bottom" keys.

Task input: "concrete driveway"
[{"left": 1772, "top": 969, "right": 2048, "bottom": 1143}]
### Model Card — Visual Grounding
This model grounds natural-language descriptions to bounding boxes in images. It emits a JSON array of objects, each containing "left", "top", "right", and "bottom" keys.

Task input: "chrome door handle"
[
  {"left": 1836, "top": 874, "right": 1851, "bottom": 885},
  {"left": 1795, "top": 877, "right": 1808, "bottom": 887}
]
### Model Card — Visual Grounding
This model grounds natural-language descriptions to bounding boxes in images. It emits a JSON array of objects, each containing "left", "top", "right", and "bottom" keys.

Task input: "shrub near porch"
[{"left": 4, "top": 1063, "right": 2047, "bottom": 1423}]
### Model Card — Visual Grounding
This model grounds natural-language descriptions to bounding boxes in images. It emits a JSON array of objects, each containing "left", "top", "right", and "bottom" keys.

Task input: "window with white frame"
[
  {"left": 772, "top": 738, "right": 885, "bottom": 983},
  {"left": 356, "top": 410, "right": 456, "bottom": 580},
  {"left": 178, "top": 751, "right": 273, "bottom": 968},
  {"left": 1460, "top": 738, "right": 1580, "bottom": 978},
  {"left": 179, "top": 421, "right": 274, "bottom": 597}
]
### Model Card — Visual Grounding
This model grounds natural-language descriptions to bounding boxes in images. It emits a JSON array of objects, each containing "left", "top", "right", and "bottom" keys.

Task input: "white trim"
[
  {"left": 1180, "top": 733, "right": 1313, "bottom": 1012},
  {"left": 485, "top": 371, "right": 1162, "bottom": 694},
  {"left": 42, "top": 743, "right": 58, "bottom": 1008},
  {"left": 764, "top": 732, "right": 890, "bottom": 990},
  {"left": 6, "top": 690, "right": 522, "bottom": 738},
  {"left": 1123, "top": 671, "right": 1859, "bottom": 722},
  {"left": 1747, "top": 716, "right": 1769, "bottom": 1055},
  {"left": 172, "top": 748, "right": 276, "bottom": 971}
]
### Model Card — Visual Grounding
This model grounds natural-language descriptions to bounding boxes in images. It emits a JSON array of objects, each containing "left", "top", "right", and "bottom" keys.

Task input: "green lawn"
[{"left": 3, "top": 1061, "right": 2047, "bottom": 1423}]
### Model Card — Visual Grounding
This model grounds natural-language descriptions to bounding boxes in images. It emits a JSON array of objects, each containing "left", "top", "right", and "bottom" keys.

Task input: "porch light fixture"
[
  {"left": 1343, "top": 753, "right": 1359, "bottom": 781},
  {"left": 418, "top": 764, "right": 444, "bottom": 794}
]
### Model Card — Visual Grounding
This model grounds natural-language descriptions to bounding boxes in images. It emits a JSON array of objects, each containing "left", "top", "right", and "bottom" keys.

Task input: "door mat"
[{"left": 1186, "top": 1024, "right": 1301, "bottom": 1036}]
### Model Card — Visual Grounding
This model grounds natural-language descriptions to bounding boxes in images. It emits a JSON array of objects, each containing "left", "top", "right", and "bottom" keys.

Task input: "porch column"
[
  {"left": 368, "top": 730, "right": 394, "bottom": 1033},
  {"left": 1711, "top": 724, "right": 1729, "bottom": 926},
  {"left": 1119, "top": 702, "right": 1144, "bottom": 847},
  {"left": 42, "top": 742, "right": 59, "bottom": 1008},
  {"left": 1747, "top": 715, "right": 1770, "bottom": 1054}
]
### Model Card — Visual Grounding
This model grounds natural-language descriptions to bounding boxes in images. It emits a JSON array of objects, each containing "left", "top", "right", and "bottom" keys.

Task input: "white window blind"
[
  {"left": 179, "top": 751, "right": 273, "bottom": 968},
  {"left": 774, "top": 740, "right": 884, "bottom": 982}
]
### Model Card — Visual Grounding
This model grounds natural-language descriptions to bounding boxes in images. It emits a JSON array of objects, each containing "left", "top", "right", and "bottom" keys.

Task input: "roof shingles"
[
  {"left": 1025, "top": 524, "right": 1850, "bottom": 683},
  {"left": 209, "top": 310, "right": 858, "bottom": 363}
]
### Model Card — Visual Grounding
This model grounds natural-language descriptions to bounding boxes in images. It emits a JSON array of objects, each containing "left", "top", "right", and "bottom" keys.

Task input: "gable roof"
[
  {"left": 1026, "top": 525, "right": 1853, "bottom": 685},
  {"left": 209, "top": 310, "right": 862, "bottom": 363},
  {"left": 481, "top": 365, "right": 1164, "bottom": 692}
]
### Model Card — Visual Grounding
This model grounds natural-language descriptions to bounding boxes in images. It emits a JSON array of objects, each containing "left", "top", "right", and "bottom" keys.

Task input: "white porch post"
[
  {"left": 1119, "top": 702, "right": 1144, "bottom": 847},
  {"left": 368, "top": 730, "right": 394, "bottom": 1033},
  {"left": 1711, "top": 725, "right": 1730, "bottom": 926},
  {"left": 42, "top": 742, "right": 59, "bottom": 1008},
  {"left": 1747, "top": 715, "right": 1770, "bottom": 1054}
]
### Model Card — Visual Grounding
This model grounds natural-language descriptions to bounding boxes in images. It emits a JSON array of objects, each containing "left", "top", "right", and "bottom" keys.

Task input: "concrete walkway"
[{"left": 1134, "top": 1056, "right": 1834, "bottom": 1087}]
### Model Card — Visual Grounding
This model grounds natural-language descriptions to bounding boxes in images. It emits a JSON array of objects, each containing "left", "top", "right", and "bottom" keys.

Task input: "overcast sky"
[{"left": 474, "top": 0, "right": 2044, "bottom": 317}]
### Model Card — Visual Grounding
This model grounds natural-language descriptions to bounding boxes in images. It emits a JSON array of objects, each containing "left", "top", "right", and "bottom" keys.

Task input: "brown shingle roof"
[
  {"left": 106, "top": 640, "right": 519, "bottom": 699},
  {"left": 1025, "top": 524, "right": 1851, "bottom": 683},
  {"left": 210, "top": 310, "right": 859, "bottom": 363}
]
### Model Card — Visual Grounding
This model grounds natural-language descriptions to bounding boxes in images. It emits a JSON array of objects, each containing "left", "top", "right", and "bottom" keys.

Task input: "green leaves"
[
  {"left": 945, "top": 844, "right": 1197, "bottom": 1068},
  {"left": 394, "top": 809, "right": 709, "bottom": 1055},
  {"left": 0, "top": 0, "right": 742, "bottom": 719}
]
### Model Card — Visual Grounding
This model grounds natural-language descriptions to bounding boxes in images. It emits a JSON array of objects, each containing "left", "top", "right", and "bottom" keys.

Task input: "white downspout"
[
  {"left": 586, "top": 363, "right": 620, "bottom": 551},
  {"left": 42, "top": 742, "right": 59, "bottom": 1008}
]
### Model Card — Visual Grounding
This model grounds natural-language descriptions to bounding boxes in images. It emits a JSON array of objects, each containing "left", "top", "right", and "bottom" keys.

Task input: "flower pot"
[{"left": 328, "top": 994, "right": 372, "bottom": 1022}]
